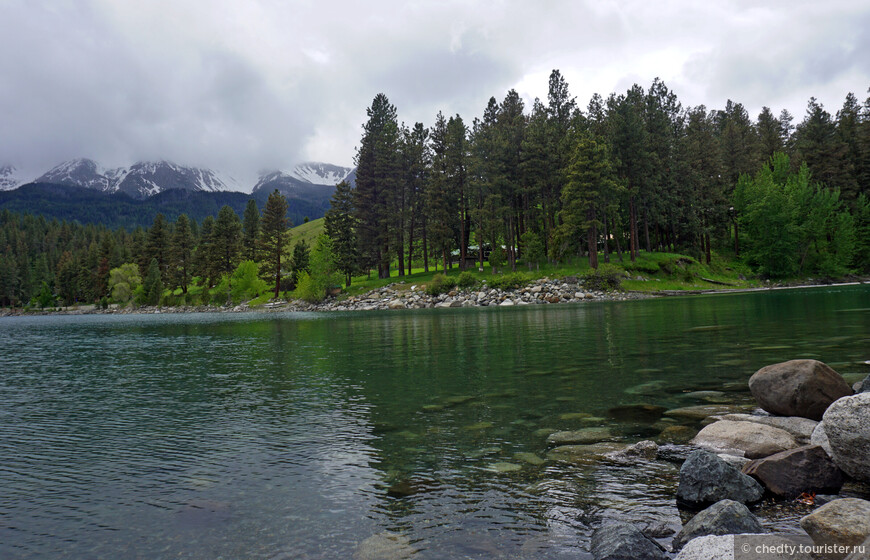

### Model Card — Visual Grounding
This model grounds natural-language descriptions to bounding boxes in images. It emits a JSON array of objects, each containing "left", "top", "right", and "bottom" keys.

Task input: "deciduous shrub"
[
  {"left": 425, "top": 273, "right": 457, "bottom": 296},
  {"left": 582, "top": 264, "right": 623, "bottom": 291}
]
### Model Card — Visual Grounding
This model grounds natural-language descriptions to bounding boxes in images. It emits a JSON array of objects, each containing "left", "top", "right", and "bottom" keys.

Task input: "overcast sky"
[{"left": 1, "top": 0, "right": 868, "bottom": 188}]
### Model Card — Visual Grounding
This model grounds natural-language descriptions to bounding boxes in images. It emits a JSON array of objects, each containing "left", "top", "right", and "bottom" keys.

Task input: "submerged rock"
[
  {"left": 676, "top": 450, "right": 764, "bottom": 510},
  {"left": 657, "top": 425, "right": 697, "bottom": 444},
  {"left": 823, "top": 392, "right": 870, "bottom": 482},
  {"left": 547, "top": 443, "right": 628, "bottom": 465},
  {"left": 748, "top": 359, "right": 852, "bottom": 420},
  {"left": 353, "top": 532, "right": 416, "bottom": 560},
  {"left": 672, "top": 499, "right": 764, "bottom": 551},
  {"left": 607, "top": 404, "right": 667, "bottom": 423},
  {"left": 800, "top": 498, "right": 870, "bottom": 554},
  {"left": 547, "top": 427, "right": 615, "bottom": 445},
  {"left": 663, "top": 404, "right": 754, "bottom": 421},
  {"left": 742, "top": 445, "right": 845, "bottom": 498},
  {"left": 605, "top": 440, "right": 658, "bottom": 461},
  {"left": 590, "top": 522, "right": 667, "bottom": 560},
  {"left": 485, "top": 461, "right": 522, "bottom": 473},
  {"left": 690, "top": 420, "right": 799, "bottom": 459},
  {"left": 513, "top": 452, "right": 545, "bottom": 466}
]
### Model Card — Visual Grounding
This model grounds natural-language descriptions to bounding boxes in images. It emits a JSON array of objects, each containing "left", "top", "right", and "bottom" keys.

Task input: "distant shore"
[{"left": 2, "top": 277, "right": 866, "bottom": 319}]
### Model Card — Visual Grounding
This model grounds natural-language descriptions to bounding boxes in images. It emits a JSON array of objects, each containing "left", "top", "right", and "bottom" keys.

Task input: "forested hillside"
[
  {"left": 328, "top": 72, "right": 869, "bottom": 283},
  {"left": 2, "top": 70, "right": 869, "bottom": 309}
]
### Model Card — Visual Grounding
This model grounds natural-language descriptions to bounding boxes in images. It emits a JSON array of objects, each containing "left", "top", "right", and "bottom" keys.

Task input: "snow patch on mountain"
[
  {"left": 0, "top": 164, "right": 29, "bottom": 191},
  {"left": 288, "top": 162, "right": 353, "bottom": 186}
]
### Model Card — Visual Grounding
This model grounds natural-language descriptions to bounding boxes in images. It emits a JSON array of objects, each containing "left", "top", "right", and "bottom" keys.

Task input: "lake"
[{"left": 1, "top": 285, "right": 868, "bottom": 559}]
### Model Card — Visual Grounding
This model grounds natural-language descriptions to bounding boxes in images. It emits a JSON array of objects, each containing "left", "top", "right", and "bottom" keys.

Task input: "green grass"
[
  {"left": 337, "top": 250, "right": 761, "bottom": 298},
  {"left": 288, "top": 218, "right": 325, "bottom": 251}
]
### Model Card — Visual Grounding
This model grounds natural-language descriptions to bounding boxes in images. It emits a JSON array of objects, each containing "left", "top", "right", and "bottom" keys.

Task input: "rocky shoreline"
[
  {"left": 581, "top": 359, "right": 870, "bottom": 560},
  {"left": 0, "top": 276, "right": 649, "bottom": 317}
]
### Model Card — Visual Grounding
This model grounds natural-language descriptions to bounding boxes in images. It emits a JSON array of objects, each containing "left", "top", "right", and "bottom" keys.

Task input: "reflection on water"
[{"left": 0, "top": 285, "right": 868, "bottom": 558}]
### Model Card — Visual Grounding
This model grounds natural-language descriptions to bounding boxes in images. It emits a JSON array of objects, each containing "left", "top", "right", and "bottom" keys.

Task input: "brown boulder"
[
  {"left": 748, "top": 360, "right": 852, "bottom": 420},
  {"left": 742, "top": 445, "right": 845, "bottom": 498}
]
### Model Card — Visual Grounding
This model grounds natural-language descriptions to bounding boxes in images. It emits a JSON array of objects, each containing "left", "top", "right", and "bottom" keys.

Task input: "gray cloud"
[{"left": 1, "top": 0, "right": 867, "bottom": 189}]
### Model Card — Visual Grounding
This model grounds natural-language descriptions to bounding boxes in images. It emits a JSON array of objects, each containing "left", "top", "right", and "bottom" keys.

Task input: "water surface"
[{"left": 1, "top": 285, "right": 868, "bottom": 559}]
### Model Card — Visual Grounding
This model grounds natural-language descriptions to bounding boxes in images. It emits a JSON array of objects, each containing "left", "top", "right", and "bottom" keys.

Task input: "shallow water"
[{"left": 0, "top": 285, "right": 868, "bottom": 558}]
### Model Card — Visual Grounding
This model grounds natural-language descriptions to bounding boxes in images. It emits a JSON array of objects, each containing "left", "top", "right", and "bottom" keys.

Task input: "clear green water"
[{"left": 1, "top": 285, "right": 868, "bottom": 559}]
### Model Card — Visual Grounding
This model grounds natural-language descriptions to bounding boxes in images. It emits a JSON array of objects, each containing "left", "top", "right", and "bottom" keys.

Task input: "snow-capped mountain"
[
  {"left": 36, "top": 159, "right": 115, "bottom": 192},
  {"left": 0, "top": 164, "right": 26, "bottom": 191},
  {"left": 34, "top": 159, "right": 241, "bottom": 198},
  {"left": 253, "top": 162, "right": 353, "bottom": 199}
]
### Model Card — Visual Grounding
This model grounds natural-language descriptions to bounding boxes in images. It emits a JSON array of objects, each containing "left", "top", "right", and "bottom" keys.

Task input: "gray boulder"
[
  {"left": 714, "top": 413, "right": 818, "bottom": 444},
  {"left": 748, "top": 359, "right": 852, "bottom": 420},
  {"left": 547, "top": 427, "right": 615, "bottom": 445},
  {"left": 810, "top": 422, "right": 834, "bottom": 456},
  {"left": 845, "top": 536, "right": 870, "bottom": 560},
  {"left": 591, "top": 522, "right": 667, "bottom": 560},
  {"left": 676, "top": 535, "right": 814, "bottom": 560},
  {"left": 742, "top": 445, "right": 844, "bottom": 498},
  {"left": 691, "top": 420, "right": 799, "bottom": 459},
  {"left": 677, "top": 450, "right": 764, "bottom": 510},
  {"left": 672, "top": 499, "right": 764, "bottom": 551},
  {"left": 800, "top": 498, "right": 870, "bottom": 554},
  {"left": 855, "top": 375, "right": 870, "bottom": 393},
  {"left": 823, "top": 393, "right": 870, "bottom": 482}
]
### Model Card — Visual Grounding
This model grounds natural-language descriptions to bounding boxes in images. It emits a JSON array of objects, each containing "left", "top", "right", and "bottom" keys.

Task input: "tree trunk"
[
  {"left": 422, "top": 217, "right": 429, "bottom": 272},
  {"left": 587, "top": 224, "right": 599, "bottom": 269},
  {"left": 407, "top": 214, "right": 415, "bottom": 275},
  {"left": 628, "top": 197, "right": 638, "bottom": 261},
  {"left": 733, "top": 217, "right": 740, "bottom": 257},
  {"left": 603, "top": 207, "right": 610, "bottom": 263}
]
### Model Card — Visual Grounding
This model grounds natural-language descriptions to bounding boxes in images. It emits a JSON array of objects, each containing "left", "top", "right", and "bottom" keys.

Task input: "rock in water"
[
  {"left": 590, "top": 522, "right": 667, "bottom": 560},
  {"left": 690, "top": 420, "right": 799, "bottom": 459},
  {"left": 676, "top": 535, "right": 814, "bottom": 560},
  {"left": 714, "top": 413, "right": 818, "bottom": 444},
  {"left": 605, "top": 440, "right": 658, "bottom": 461},
  {"left": 676, "top": 450, "right": 764, "bottom": 510},
  {"left": 742, "top": 445, "right": 844, "bottom": 498},
  {"left": 822, "top": 393, "right": 870, "bottom": 482},
  {"left": 748, "top": 359, "right": 852, "bottom": 420},
  {"left": 353, "top": 532, "right": 416, "bottom": 560},
  {"left": 546, "top": 427, "right": 614, "bottom": 445},
  {"left": 800, "top": 498, "right": 870, "bottom": 555},
  {"left": 672, "top": 499, "right": 764, "bottom": 551},
  {"left": 855, "top": 374, "right": 870, "bottom": 393}
]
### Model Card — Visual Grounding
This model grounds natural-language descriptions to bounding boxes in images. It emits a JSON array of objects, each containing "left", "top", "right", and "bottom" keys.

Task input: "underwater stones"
[
  {"left": 463, "top": 421, "right": 494, "bottom": 430},
  {"left": 607, "top": 404, "right": 667, "bottom": 423},
  {"left": 672, "top": 499, "right": 764, "bottom": 551},
  {"left": 624, "top": 380, "right": 667, "bottom": 396},
  {"left": 605, "top": 440, "right": 658, "bottom": 461},
  {"left": 513, "top": 452, "right": 545, "bottom": 466},
  {"left": 443, "top": 395, "right": 476, "bottom": 407},
  {"left": 658, "top": 425, "right": 697, "bottom": 444},
  {"left": 485, "top": 461, "right": 522, "bottom": 473},
  {"left": 676, "top": 450, "right": 764, "bottom": 510},
  {"left": 559, "top": 412, "right": 592, "bottom": 420},
  {"left": 691, "top": 420, "right": 799, "bottom": 459},
  {"left": 547, "top": 427, "right": 615, "bottom": 445},
  {"left": 749, "top": 359, "right": 852, "bottom": 420},
  {"left": 421, "top": 404, "right": 444, "bottom": 412},
  {"left": 546, "top": 443, "right": 628, "bottom": 465},
  {"left": 742, "top": 445, "right": 844, "bottom": 498},
  {"left": 663, "top": 404, "right": 754, "bottom": 421},
  {"left": 353, "top": 532, "right": 416, "bottom": 560},
  {"left": 822, "top": 392, "right": 870, "bottom": 482}
]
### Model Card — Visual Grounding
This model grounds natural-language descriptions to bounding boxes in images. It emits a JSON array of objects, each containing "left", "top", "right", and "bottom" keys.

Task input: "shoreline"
[{"left": 1, "top": 278, "right": 866, "bottom": 319}]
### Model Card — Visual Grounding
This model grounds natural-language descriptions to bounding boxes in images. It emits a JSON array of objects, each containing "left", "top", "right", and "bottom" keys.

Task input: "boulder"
[
  {"left": 811, "top": 422, "right": 833, "bottom": 456},
  {"left": 547, "top": 427, "right": 615, "bottom": 445},
  {"left": 748, "top": 359, "right": 852, "bottom": 420},
  {"left": 672, "top": 499, "right": 764, "bottom": 551},
  {"left": 823, "top": 392, "right": 870, "bottom": 482},
  {"left": 387, "top": 300, "right": 406, "bottom": 310},
  {"left": 675, "top": 534, "right": 814, "bottom": 560},
  {"left": 690, "top": 420, "right": 799, "bottom": 459},
  {"left": 844, "top": 536, "right": 870, "bottom": 560},
  {"left": 714, "top": 413, "right": 818, "bottom": 444},
  {"left": 674, "top": 535, "right": 732, "bottom": 560},
  {"left": 800, "top": 498, "right": 870, "bottom": 554},
  {"left": 676, "top": 450, "right": 764, "bottom": 510},
  {"left": 742, "top": 445, "right": 845, "bottom": 498},
  {"left": 590, "top": 522, "right": 667, "bottom": 560},
  {"left": 855, "top": 375, "right": 870, "bottom": 393}
]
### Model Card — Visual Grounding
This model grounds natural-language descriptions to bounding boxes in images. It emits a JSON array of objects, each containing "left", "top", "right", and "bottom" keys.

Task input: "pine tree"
[
  {"left": 259, "top": 190, "right": 289, "bottom": 298},
  {"left": 170, "top": 214, "right": 194, "bottom": 293},
  {"left": 242, "top": 199, "right": 261, "bottom": 261},
  {"left": 354, "top": 93, "right": 401, "bottom": 279},
  {"left": 212, "top": 205, "right": 242, "bottom": 284},
  {"left": 757, "top": 106, "right": 785, "bottom": 160},
  {"left": 289, "top": 240, "right": 310, "bottom": 290},
  {"left": 426, "top": 111, "right": 458, "bottom": 271},
  {"left": 325, "top": 180, "right": 359, "bottom": 286},
  {"left": 146, "top": 214, "right": 169, "bottom": 280},
  {"left": 141, "top": 258, "right": 163, "bottom": 306}
]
